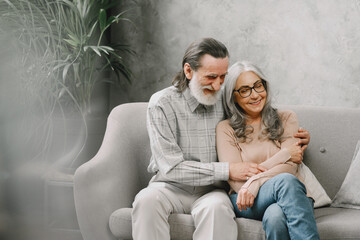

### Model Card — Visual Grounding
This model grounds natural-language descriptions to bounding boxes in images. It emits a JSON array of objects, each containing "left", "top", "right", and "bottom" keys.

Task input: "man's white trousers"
[{"left": 132, "top": 182, "right": 238, "bottom": 240}]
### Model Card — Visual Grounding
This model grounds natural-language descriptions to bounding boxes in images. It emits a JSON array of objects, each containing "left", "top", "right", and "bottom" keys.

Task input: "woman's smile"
[{"left": 249, "top": 99, "right": 262, "bottom": 105}]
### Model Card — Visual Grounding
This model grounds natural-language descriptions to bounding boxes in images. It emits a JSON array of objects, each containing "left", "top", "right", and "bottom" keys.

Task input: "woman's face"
[{"left": 233, "top": 71, "right": 267, "bottom": 120}]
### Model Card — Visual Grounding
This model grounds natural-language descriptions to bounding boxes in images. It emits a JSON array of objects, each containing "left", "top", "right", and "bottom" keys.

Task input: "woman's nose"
[{"left": 250, "top": 89, "right": 259, "bottom": 98}]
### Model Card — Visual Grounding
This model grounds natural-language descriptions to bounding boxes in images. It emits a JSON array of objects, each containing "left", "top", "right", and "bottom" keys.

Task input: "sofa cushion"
[
  {"left": 109, "top": 207, "right": 360, "bottom": 240},
  {"left": 332, "top": 140, "right": 360, "bottom": 209},
  {"left": 315, "top": 207, "right": 360, "bottom": 240},
  {"left": 299, "top": 163, "right": 331, "bottom": 208}
]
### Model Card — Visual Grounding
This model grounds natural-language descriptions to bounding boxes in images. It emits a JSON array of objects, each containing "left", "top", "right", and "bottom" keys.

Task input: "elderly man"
[{"left": 132, "top": 38, "right": 310, "bottom": 240}]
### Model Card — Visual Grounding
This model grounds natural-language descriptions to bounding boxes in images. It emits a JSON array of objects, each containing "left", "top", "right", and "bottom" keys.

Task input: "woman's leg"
[
  {"left": 229, "top": 185, "right": 276, "bottom": 220},
  {"left": 263, "top": 173, "right": 319, "bottom": 240},
  {"left": 229, "top": 173, "right": 319, "bottom": 240},
  {"left": 262, "top": 203, "right": 290, "bottom": 240},
  {"left": 230, "top": 194, "right": 289, "bottom": 240}
]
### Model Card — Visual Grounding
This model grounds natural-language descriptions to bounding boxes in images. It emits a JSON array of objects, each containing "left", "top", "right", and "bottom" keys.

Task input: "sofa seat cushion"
[
  {"left": 109, "top": 207, "right": 360, "bottom": 240},
  {"left": 110, "top": 207, "right": 265, "bottom": 240},
  {"left": 315, "top": 207, "right": 360, "bottom": 240}
]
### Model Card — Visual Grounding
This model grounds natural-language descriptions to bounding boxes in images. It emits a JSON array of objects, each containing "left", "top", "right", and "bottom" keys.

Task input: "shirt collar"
[{"left": 183, "top": 87, "right": 214, "bottom": 112}]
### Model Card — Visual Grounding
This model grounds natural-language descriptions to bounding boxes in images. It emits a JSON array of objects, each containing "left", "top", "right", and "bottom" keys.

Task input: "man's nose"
[{"left": 211, "top": 78, "right": 222, "bottom": 91}]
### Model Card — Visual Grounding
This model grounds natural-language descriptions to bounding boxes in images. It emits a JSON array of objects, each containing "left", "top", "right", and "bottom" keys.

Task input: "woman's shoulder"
[
  {"left": 217, "top": 119, "right": 237, "bottom": 134},
  {"left": 217, "top": 119, "right": 232, "bottom": 130},
  {"left": 216, "top": 119, "right": 238, "bottom": 142},
  {"left": 277, "top": 109, "right": 298, "bottom": 125},
  {"left": 277, "top": 109, "right": 297, "bottom": 119}
]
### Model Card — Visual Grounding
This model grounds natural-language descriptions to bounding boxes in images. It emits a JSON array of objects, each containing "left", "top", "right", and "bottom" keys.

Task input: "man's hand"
[
  {"left": 287, "top": 144, "right": 303, "bottom": 164},
  {"left": 294, "top": 128, "right": 310, "bottom": 152},
  {"left": 229, "top": 162, "right": 267, "bottom": 181},
  {"left": 237, "top": 188, "right": 255, "bottom": 211}
]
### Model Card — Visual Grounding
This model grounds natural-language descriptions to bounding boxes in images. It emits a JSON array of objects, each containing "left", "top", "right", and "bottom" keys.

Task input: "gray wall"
[{"left": 110, "top": 0, "right": 360, "bottom": 109}]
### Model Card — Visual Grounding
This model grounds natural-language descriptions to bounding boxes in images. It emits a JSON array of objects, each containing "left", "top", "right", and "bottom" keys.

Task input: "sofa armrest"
[{"left": 74, "top": 103, "right": 151, "bottom": 240}]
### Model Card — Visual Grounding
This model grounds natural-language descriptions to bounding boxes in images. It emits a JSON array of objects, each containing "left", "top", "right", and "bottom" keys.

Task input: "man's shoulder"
[{"left": 148, "top": 86, "right": 181, "bottom": 108}]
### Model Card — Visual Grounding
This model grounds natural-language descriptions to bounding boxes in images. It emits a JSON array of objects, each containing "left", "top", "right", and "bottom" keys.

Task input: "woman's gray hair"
[{"left": 223, "top": 61, "right": 284, "bottom": 143}]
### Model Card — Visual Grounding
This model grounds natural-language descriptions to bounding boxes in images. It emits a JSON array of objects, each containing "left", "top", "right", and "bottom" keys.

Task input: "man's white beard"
[{"left": 188, "top": 74, "right": 221, "bottom": 106}]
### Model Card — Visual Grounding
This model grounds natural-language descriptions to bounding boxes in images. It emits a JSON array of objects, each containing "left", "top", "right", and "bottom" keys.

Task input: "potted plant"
[
  {"left": 54, "top": 0, "right": 134, "bottom": 114},
  {"left": 1, "top": 0, "right": 134, "bottom": 171}
]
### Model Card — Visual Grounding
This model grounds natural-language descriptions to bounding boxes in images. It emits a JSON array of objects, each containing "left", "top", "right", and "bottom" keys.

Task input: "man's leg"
[
  {"left": 262, "top": 203, "right": 290, "bottom": 240},
  {"left": 132, "top": 182, "right": 189, "bottom": 240},
  {"left": 191, "top": 189, "right": 237, "bottom": 240}
]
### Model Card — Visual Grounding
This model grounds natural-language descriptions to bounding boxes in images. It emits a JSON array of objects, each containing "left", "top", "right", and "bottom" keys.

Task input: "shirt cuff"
[
  {"left": 214, "top": 162, "right": 229, "bottom": 181},
  {"left": 247, "top": 181, "right": 261, "bottom": 198},
  {"left": 242, "top": 175, "right": 258, "bottom": 189}
]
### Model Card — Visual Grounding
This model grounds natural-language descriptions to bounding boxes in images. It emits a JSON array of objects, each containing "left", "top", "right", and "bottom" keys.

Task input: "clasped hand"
[
  {"left": 287, "top": 143, "right": 303, "bottom": 164},
  {"left": 230, "top": 139, "right": 305, "bottom": 211},
  {"left": 229, "top": 162, "right": 267, "bottom": 181},
  {"left": 228, "top": 162, "right": 265, "bottom": 211}
]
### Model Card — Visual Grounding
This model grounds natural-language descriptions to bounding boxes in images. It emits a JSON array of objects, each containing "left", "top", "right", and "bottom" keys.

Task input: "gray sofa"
[{"left": 74, "top": 102, "right": 360, "bottom": 240}]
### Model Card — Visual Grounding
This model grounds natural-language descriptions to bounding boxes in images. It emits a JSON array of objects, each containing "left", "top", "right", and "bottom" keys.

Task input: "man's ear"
[{"left": 184, "top": 63, "right": 193, "bottom": 80}]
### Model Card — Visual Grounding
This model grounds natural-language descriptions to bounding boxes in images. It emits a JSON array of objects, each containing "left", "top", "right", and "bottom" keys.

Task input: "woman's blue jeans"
[{"left": 230, "top": 173, "right": 319, "bottom": 240}]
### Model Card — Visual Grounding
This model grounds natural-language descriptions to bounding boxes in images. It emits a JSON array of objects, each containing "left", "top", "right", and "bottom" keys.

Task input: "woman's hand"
[
  {"left": 237, "top": 188, "right": 255, "bottom": 211},
  {"left": 287, "top": 144, "right": 303, "bottom": 164},
  {"left": 229, "top": 162, "right": 267, "bottom": 181},
  {"left": 294, "top": 128, "right": 310, "bottom": 151}
]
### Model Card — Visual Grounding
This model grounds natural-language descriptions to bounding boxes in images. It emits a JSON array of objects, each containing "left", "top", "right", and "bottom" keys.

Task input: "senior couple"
[{"left": 132, "top": 38, "right": 320, "bottom": 240}]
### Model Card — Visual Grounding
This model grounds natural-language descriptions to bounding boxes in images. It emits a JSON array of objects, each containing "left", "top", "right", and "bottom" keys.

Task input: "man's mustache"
[{"left": 202, "top": 85, "right": 215, "bottom": 91}]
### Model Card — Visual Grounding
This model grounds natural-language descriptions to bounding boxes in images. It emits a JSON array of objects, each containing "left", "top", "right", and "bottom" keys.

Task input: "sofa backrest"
[
  {"left": 114, "top": 103, "right": 360, "bottom": 199},
  {"left": 279, "top": 105, "right": 360, "bottom": 198}
]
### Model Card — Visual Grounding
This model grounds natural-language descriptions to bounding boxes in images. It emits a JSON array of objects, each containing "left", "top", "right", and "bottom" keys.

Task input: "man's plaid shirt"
[{"left": 147, "top": 86, "right": 229, "bottom": 188}]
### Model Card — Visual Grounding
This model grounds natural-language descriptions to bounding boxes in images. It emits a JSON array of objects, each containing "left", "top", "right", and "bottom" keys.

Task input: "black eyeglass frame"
[{"left": 233, "top": 79, "right": 267, "bottom": 98}]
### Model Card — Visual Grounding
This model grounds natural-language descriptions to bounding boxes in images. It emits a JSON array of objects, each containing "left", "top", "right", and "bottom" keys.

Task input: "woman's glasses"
[{"left": 233, "top": 80, "right": 266, "bottom": 98}]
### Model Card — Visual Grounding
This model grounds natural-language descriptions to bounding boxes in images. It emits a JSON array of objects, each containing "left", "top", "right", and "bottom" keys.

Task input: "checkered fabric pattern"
[{"left": 147, "top": 86, "right": 229, "bottom": 187}]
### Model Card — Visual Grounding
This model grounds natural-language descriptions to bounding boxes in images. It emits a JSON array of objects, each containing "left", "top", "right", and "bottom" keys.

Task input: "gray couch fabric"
[
  {"left": 109, "top": 207, "right": 360, "bottom": 240},
  {"left": 74, "top": 103, "right": 360, "bottom": 240}
]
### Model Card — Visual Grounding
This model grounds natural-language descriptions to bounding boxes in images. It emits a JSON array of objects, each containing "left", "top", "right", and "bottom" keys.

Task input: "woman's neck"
[{"left": 246, "top": 115, "right": 262, "bottom": 125}]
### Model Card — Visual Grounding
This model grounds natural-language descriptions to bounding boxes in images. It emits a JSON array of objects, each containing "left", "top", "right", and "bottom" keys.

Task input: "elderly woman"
[{"left": 216, "top": 61, "right": 319, "bottom": 240}]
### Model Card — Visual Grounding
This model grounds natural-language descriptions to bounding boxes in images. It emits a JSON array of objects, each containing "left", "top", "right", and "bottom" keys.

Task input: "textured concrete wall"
[{"left": 110, "top": 0, "right": 360, "bottom": 108}]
